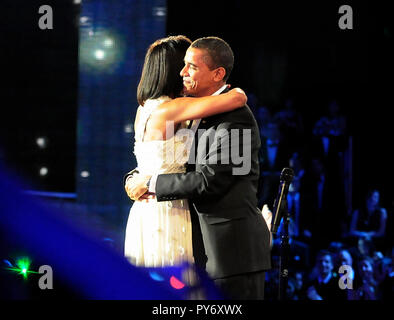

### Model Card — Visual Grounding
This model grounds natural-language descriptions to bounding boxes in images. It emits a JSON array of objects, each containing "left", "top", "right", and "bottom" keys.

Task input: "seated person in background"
[
  {"left": 349, "top": 189, "right": 387, "bottom": 255},
  {"left": 306, "top": 250, "right": 347, "bottom": 300}
]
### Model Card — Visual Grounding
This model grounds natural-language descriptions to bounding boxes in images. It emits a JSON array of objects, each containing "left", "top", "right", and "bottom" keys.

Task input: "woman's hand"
[{"left": 125, "top": 173, "right": 152, "bottom": 201}]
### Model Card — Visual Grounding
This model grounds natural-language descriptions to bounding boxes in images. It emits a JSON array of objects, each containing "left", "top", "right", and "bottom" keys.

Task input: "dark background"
[
  {"left": 167, "top": 0, "right": 392, "bottom": 210},
  {"left": 2, "top": 1, "right": 79, "bottom": 192}
]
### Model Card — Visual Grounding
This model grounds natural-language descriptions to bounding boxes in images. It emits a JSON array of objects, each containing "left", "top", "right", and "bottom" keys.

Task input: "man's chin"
[{"left": 183, "top": 86, "right": 194, "bottom": 96}]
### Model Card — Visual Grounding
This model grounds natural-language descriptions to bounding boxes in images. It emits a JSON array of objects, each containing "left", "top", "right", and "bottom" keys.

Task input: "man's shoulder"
[{"left": 204, "top": 104, "right": 256, "bottom": 125}]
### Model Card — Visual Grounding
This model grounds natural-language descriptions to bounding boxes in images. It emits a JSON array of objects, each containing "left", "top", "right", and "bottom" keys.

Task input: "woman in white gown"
[{"left": 124, "top": 35, "right": 247, "bottom": 270}]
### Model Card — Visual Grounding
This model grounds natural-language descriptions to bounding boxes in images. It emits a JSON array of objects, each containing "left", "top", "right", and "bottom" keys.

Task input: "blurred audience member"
[
  {"left": 372, "top": 251, "right": 393, "bottom": 299},
  {"left": 334, "top": 248, "right": 355, "bottom": 298},
  {"left": 336, "top": 249, "right": 355, "bottom": 283},
  {"left": 349, "top": 189, "right": 388, "bottom": 255},
  {"left": 300, "top": 157, "right": 328, "bottom": 247},
  {"left": 312, "top": 99, "right": 347, "bottom": 159},
  {"left": 274, "top": 98, "right": 305, "bottom": 150},
  {"left": 379, "top": 249, "right": 394, "bottom": 299},
  {"left": 306, "top": 250, "right": 347, "bottom": 300},
  {"left": 311, "top": 99, "right": 348, "bottom": 239},
  {"left": 286, "top": 277, "right": 297, "bottom": 300},
  {"left": 287, "top": 152, "right": 305, "bottom": 239},
  {"left": 293, "top": 271, "right": 307, "bottom": 300},
  {"left": 349, "top": 256, "right": 378, "bottom": 300},
  {"left": 258, "top": 120, "right": 293, "bottom": 208}
]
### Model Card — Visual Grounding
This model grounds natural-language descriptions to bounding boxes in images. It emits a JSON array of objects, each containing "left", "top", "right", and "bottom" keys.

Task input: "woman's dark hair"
[
  {"left": 137, "top": 35, "right": 192, "bottom": 106},
  {"left": 191, "top": 36, "right": 234, "bottom": 82}
]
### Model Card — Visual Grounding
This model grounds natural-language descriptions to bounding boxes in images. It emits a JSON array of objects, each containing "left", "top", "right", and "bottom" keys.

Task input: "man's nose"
[{"left": 180, "top": 65, "right": 188, "bottom": 77}]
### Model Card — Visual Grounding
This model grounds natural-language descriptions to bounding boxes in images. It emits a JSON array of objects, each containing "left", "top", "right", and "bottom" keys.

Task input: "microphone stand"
[
  {"left": 271, "top": 167, "right": 294, "bottom": 301},
  {"left": 278, "top": 199, "right": 290, "bottom": 301}
]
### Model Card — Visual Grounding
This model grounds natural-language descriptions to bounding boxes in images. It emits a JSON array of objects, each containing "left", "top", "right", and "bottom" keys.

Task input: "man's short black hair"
[{"left": 191, "top": 36, "right": 234, "bottom": 82}]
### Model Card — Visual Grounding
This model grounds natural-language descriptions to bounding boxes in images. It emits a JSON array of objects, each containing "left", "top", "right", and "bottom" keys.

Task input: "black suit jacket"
[{"left": 154, "top": 97, "right": 271, "bottom": 279}]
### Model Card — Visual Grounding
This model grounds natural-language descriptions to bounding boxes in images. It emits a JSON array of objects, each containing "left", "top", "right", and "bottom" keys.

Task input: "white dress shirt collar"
[{"left": 212, "top": 84, "right": 228, "bottom": 96}]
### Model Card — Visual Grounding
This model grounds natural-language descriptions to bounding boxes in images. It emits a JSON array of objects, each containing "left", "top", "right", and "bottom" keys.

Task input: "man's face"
[
  {"left": 318, "top": 255, "right": 333, "bottom": 275},
  {"left": 360, "top": 260, "right": 373, "bottom": 278},
  {"left": 180, "top": 47, "right": 218, "bottom": 97},
  {"left": 339, "top": 250, "right": 352, "bottom": 266}
]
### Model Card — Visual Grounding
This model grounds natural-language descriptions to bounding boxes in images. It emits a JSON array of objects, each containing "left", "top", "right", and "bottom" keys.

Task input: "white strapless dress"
[{"left": 124, "top": 96, "right": 194, "bottom": 268}]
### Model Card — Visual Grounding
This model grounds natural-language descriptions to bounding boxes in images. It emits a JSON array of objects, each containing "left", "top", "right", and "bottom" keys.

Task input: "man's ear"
[{"left": 213, "top": 67, "right": 226, "bottom": 82}]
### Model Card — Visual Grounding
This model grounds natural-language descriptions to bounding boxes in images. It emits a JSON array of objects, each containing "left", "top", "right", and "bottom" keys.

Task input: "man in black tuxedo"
[{"left": 125, "top": 37, "right": 271, "bottom": 299}]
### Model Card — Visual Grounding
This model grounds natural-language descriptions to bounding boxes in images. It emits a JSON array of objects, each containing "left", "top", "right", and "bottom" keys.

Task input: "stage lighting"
[
  {"left": 149, "top": 271, "right": 165, "bottom": 282},
  {"left": 79, "top": 28, "right": 125, "bottom": 73},
  {"left": 103, "top": 38, "right": 114, "bottom": 48},
  {"left": 4, "top": 257, "right": 38, "bottom": 279},
  {"left": 170, "top": 276, "right": 185, "bottom": 290},
  {"left": 152, "top": 7, "right": 167, "bottom": 17},
  {"left": 80, "top": 170, "right": 90, "bottom": 178},
  {"left": 94, "top": 49, "right": 105, "bottom": 60},
  {"left": 16, "top": 258, "right": 31, "bottom": 279},
  {"left": 36, "top": 137, "right": 47, "bottom": 149},
  {"left": 39, "top": 167, "right": 48, "bottom": 176},
  {"left": 124, "top": 124, "right": 133, "bottom": 133},
  {"left": 80, "top": 16, "right": 89, "bottom": 25}
]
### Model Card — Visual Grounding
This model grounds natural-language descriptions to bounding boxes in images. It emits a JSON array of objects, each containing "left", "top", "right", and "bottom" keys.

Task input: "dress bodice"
[{"left": 133, "top": 96, "right": 192, "bottom": 175}]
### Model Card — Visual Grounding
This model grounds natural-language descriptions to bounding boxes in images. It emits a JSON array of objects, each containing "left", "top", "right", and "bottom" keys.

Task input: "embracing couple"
[{"left": 124, "top": 35, "right": 271, "bottom": 300}]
